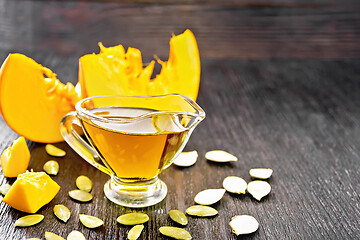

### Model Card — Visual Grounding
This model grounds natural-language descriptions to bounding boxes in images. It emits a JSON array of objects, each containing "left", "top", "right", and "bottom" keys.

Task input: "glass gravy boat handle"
[{"left": 60, "top": 111, "right": 113, "bottom": 176}]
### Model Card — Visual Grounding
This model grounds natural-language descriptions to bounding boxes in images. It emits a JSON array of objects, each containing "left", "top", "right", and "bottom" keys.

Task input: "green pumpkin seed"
[
  {"left": 79, "top": 214, "right": 104, "bottom": 228},
  {"left": 205, "top": 150, "right": 237, "bottom": 162},
  {"left": 169, "top": 210, "right": 188, "bottom": 226},
  {"left": 45, "top": 231, "right": 65, "bottom": 240},
  {"left": 117, "top": 213, "right": 149, "bottom": 225},
  {"left": 45, "top": 144, "right": 66, "bottom": 157},
  {"left": 159, "top": 226, "right": 192, "bottom": 240},
  {"left": 76, "top": 175, "right": 92, "bottom": 192},
  {"left": 186, "top": 205, "right": 218, "bottom": 217},
  {"left": 229, "top": 215, "right": 259, "bottom": 235},
  {"left": 194, "top": 188, "right": 226, "bottom": 205},
  {"left": 14, "top": 214, "right": 44, "bottom": 227},
  {"left": 0, "top": 183, "right": 11, "bottom": 195},
  {"left": 247, "top": 180, "right": 271, "bottom": 201},
  {"left": 222, "top": 176, "right": 247, "bottom": 194},
  {"left": 43, "top": 160, "right": 59, "bottom": 175},
  {"left": 68, "top": 190, "right": 92, "bottom": 202},
  {"left": 67, "top": 230, "right": 86, "bottom": 240},
  {"left": 127, "top": 224, "right": 144, "bottom": 240},
  {"left": 249, "top": 168, "right": 273, "bottom": 179},
  {"left": 53, "top": 205, "right": 71, "bottom": 222}
]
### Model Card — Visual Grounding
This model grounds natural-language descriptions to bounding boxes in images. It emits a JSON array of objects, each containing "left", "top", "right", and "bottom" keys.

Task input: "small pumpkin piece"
[
  {"left": 67, "top": 230, "right": 86, "bottom": 240},
  {"left": 45, "top": 232, "right": 65, "bottom": 240},
  {"left": 43, "top": 160, "right": 59, "bottom": 175},
  {"left": 169, "top": 210, "right": 188, "bottom": 226},
  {"left": 249, "top": 168, "right": 273, "bottom": 179},
  {"left": 79, "top": 214, "right": 104, "bottom": 228},
  {"left": 14, "top": 214, "right": 44, "bottom": 227},
  {"left": 222, "top": 176, "right": 247, "bottom": 194},
  {"left": 128, "top": 224, "right": 144, "bottom": 240},
  {"left": 46, "top": 144, "right": 66, "bottom": 157},
  {"left": 68, "top": 190, "right": 92, "bottom": 202},
  {"left": 247, "top": 180, "right": 271, "bottom": 201},
  {"left": 205, "top": 150, "right": 237, "bottom": 162},
  {"left": 53, "top": 205, "right": 71, "bottom": 222},
  {"left": 229, "top": 215, "right": 259, "bottom": 235},
  {"left": 0, "top": 183, "right": 11, "bottom": 195},
  {"left": 186, "top": 205, "right": 218, "bottom": 217},
  {"left": 117, "top": 213, "right": 149, "bottom": 225},
  {"left": 3, "top": 171, "right": 60, "bottom": 213},
  {"left": 159, "top": 226, "right": 192, "bottom": 240},
  {"left": 173, "top": 151, "right": 198, "bottom": 167},
  {"left": 0, "top": 136, "right": 30, "bottom": 177},
  {"left": 194, "top": 188, "right": 226, "bottom": 205},
  {"left": 76, "top": 175, "right": 92, "bottom": 192}
]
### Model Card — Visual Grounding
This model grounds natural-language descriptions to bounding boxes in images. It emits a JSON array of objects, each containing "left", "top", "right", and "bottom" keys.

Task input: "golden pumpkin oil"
[{"left": 80, "top": 107, "right": 189, "bottom": 181}]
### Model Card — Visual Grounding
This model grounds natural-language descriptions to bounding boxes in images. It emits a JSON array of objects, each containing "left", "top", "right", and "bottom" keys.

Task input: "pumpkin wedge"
[
  {"left": 79, "top": 29, "right": 200, "bottom": 101},
  {"left": 0, "top": 54, "right": 81, "bottom": 143}
]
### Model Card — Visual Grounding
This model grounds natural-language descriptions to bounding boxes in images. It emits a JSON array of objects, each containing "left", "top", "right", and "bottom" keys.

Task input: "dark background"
[{"left": 0, "top": 0, "right": 359, "bottom": 239}]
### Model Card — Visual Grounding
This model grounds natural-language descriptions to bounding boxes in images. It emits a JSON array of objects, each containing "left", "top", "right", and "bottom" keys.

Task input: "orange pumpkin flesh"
[
  {"left": 0, "top": 54, "right": 80, "bottom": 143},
  {"left": 79, "top": 29, "right": 200, "bottom": 101},
  {"left": 0, "top": 136, "right": 30, "bottom": 178}
]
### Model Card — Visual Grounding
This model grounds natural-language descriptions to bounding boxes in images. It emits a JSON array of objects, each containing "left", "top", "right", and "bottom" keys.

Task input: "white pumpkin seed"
[
  {"left": 76, "top": 175, "right": 92, "bottom": 192},
  {"left": 247, "top": 180, "right": 271, "bottom": 201},
  {"left": 205, "top": 150, "right": 237, "bottom": 162},
  {"left": 173, "top": 151, "right": 198, "bottom": 167},
  {"left": 127, "top": 224, "right": 144, "bottom": 240},
  {"left": 186, "top": 205, "right": 218, "bottom": 217},
  {"left": 79, "top": 214, "right": 104, "bottom": 228},
  {"left": 194, "top": 188, "right": 226, "bottom": 205},
  {"left": 14, "top": 214, "right": 44, "bottom": 227},
  {"left": 45, "top": 144, "right": 66, "bottom": 157},
  {"left": 229, "top": 215, "right": 259, "bottom": 235},
  {"left": 53, "top": 205, "right": 71, "bottom": 222},
  {"left": 222, "top": 176, "right": 247, "bottom": 194},
  {"left": 169, "top": 210, "right": 188, "bottom": 226},
  {"left": 0, "top": 183, "right": 11, "bottom": 195},
  {"left": 117, "top": 213, "right": 149, "bottom": 225},
  {"left": 67, "top": 230, "right": 86, "bottom": 240},
  {"left": 159, "top": 226, "right": 192, "bottom": 240},
  {"left": 249, "top": 168, "right": 273, "bottom": 179},
  {"left": 43, "top": 160, "right": 59, "bottom": 175},
  {"left": 68, "top": 190, "right": 92, "bottom": 202},
  {"left": 45, "top": 231, "right": 65, "bottom": 240}
]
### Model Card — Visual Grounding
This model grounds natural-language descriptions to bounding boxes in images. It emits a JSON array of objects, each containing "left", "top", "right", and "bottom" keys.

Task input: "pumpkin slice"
[
  {"left": 0, "top": 136, "right": 30, "bottom": 177},
  {"left": 0, "top": 54, "right": 81, "bottom": 143},
  {"left": 2, "top": 171, "right": 60, "bottom": 213},
  {"left": 79, "top": 29, "right": 200, "bottom": 101}
]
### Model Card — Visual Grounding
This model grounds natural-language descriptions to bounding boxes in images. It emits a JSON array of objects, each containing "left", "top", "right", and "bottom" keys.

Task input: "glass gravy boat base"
[{"left": 104, "top": 176, "right": 167, "bottom": 208}]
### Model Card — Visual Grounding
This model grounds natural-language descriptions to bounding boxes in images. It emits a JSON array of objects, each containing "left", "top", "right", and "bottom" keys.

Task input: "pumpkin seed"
[
  {"left": 205, "top": 150, "right": 237, "bottom": 162},
  {"left": 0, "top": 183, "right": 11, "bottom": 195},
  {"left": 45, "top": 232, "right": 65, "bottom": 240},
  {"left": 173, "top": 151, "right": 198, "bottom": 167},
  {"left": 26, "top": 238, "right": 42, "bottom": 240},
  {"left": 186, "top": 205, "right": 218, "bottom": 217},
  {"left": 79, "top": 214, "right": 104, "bottom": 228},
  {"left": 247, "top": 180, "right": 271, "bottom": 201},
  {"left": 169, "top": 210, "right": 188, "bottom": 226},
  {"left": 229, "top": 215, "right": 259, "bottom": 235},
  {"left": 68, "top": 190, "right": 92, "bottom": 202},
  {"left": 222, "top": 176, "right": 247, "bottom": 194},
  {"left": 43, "top": 160, "right": 59, "bottom": 175},
  {"left": 117, "top": 213, "right": 149, "bottom": 225},
  {"left": 159, "top": 226, "right": 192, "bottom": 240},
  {"left": 53, "top": 204, "right": 71, "bottom": 222},
  {"left": 14, "top": 214, "right": 44, "bottom": 227},
  {"left": 194, "top": 188, "right": 226, "bottom": 205},
  {"left": 127, "top": 224, "right": 144, "bottom": 240},
  {"left": 67, "top": 230, "right": 86, "bottom": 240},
  {"left": 76, "top": 175, "right": 92, "bottom": 192},
  {"left": 45, "top": 144, "right": 66, "bottom": 157},
  {"left": 249, "top": 168, "right": 273, "bottom": 179}
]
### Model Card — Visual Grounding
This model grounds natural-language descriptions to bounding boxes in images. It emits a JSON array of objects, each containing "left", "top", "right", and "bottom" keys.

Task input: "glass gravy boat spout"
[{"left": 60, "top": 94, "right": 205, "bottom": 208}]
